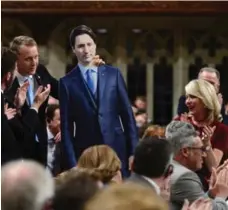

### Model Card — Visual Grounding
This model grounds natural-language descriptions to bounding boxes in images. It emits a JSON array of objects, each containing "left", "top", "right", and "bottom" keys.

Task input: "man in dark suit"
[
  {"left": 127, "top": 136, "right": 173, "bottom": 197},
  {"left": 1, "top": 47, "right": 51, "bottom": 165},
  {"left": 1, "top": 47, "right": 22, "bottom": 164},
  {"left": 6, "top": 36, "right": 59, "bottom": 166},
  {"left": 59, "top": 25, "right": 138, "bottom": 176}
]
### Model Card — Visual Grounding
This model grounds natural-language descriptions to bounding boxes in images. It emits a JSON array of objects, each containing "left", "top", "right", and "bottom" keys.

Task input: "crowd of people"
[{"left": 1, "top": 24, "right": 228, "bottom": 210}]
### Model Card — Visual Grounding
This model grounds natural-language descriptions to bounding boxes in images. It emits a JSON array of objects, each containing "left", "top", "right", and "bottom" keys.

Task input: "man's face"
[
  {"left": 49, "top": 109, "right": 61, "bottom": 135},
  {"left": 198, "top": 71, "right": 220, "bottom": 93},
  {"left": 135, "top": 99, "right": 146, "bottom": 110},
  {"left": 185, "top": 136, "right": 206, "bottom": 171},
  {"left": 73, "top": 34, "right": 96, "bottom": 66},
  {"left": 17, "top": 45, "right": 39, "bottom": 76}
]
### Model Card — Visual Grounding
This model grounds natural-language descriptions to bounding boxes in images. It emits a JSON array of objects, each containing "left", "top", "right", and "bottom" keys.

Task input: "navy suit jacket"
[{"left": 59, "top": 64, "right": 138, "bottom": 174}]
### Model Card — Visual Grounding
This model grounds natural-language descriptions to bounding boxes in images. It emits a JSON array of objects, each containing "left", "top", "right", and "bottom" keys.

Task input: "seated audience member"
[
  {"left": 142, "top": 124, "right": 166, "bottom": 139},
  {"left": 165, "top": 121, "right": 228, "bottom": 210},
  {"left": 77, "top": 145, "right": 122, "bottom": 184},
  {"left": 1, "top": 160, "right": 54, "bottom": 210},
  {"left": 53, "top": 168, "right": 101, "bottom": 210},
  {"left": 85, "top": 182, "right": 169, "bottom": 210},
  {"left": 134, "top": 95, "right": 147, "bottom": 111},
  {"left": 46, "top": 104, "right": 61, "bottom": 176},
  {"left": 128, "top": 136, "right": 173, "bottom": 200},
  {"left": 175, "top": 79, "right": 228, "bottom": 190}
]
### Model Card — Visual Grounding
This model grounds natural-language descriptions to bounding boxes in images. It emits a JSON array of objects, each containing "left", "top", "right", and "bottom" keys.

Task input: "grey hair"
[
  {"left": 1, "top": 160, "right": 54, "bottom": 210},
  {"left": 199, "top": 67, "right": 220, "bottom": 80},
  {"left": 165, "top": 121, "right": 197, "bottom": 154}
]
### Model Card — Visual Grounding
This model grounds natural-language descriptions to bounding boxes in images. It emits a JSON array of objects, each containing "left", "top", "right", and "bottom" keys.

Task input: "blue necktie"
[
  {"left": 86, "top": 69, "right": 95, "bottom": 94},
  {"left": 27, "top": 77, "right": 34, "bottom": 106},
  {"left": 26, "top": 76, "right": 39, "bottom": 142}
]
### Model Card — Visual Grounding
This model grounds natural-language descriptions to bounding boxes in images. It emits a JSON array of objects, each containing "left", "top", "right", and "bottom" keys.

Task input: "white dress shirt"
[
  {"left": 46, "top": 127, "right": 56, "bottom": 172},
  {"left": 142, "top": 176, "right": 161, "bottom": 195}
]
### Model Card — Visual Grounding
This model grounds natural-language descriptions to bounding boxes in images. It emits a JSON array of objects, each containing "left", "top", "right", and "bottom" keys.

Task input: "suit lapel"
[
  {"left": 72, "top": 66, "right": 97, "bottom": 111},
  {"left": 98, "top": 65, "right": 107, "bottom": 106}
]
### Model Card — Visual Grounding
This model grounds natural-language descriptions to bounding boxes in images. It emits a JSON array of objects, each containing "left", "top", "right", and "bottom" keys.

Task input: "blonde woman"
[
  {"left": 175, "top": 79, "right": 228, "bottom": 190},
  {"left": 77, "top": 145, "right": 122, "bottom": 184}
]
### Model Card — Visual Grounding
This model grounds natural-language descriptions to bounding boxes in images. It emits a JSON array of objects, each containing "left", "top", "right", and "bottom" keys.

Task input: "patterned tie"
[
  {"left": 27, "top": 76, "right": 34, "bottom": 106},
  {"left": 86, "top": 69, "right": 95, "bottom": 94}
]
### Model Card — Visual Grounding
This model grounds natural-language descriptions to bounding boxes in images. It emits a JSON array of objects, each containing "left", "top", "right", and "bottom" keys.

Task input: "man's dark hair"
[
  {"left": 46, "top": 104, "right": 59, "bottom": 123},
  {"left": 1, "top": 47, "right": 17, "bottom": 79},
  {"left": 53, "top": 171, "right": 99, "bottom": 210},
  {"left": 69, "top": 25, "right": 96, "bottom": 48},
  {"left": 132, "top": 136, "right": 173, "bottom": 178}
]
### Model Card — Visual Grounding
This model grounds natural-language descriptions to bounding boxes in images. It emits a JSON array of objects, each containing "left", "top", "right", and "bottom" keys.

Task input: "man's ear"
[
  {"left": 181, "top": 147, "right": 189, "bottom": 158},
  {"left": 72, "top": 48, "right": 76, "bottom": 54}
]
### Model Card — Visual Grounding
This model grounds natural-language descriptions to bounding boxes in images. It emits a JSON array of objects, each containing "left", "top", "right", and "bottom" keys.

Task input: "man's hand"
[
  {"left": 4, "top": 103, "right": 17, "bottom": 120},
  {"left": 201, "top": 126, "right": 215, "bottom": 146},
  {"left": 54, "top": 131, "right": 61, "bottom": 143},
  {"left": 32, "top": 84, "right": 51, "bottom": 110},
  {"left": 92, "top": 55, "right": 105, "bottom": 66},
  {"left": 14, "top": 81, "right": 29, "bottom": 109},
  {"left": 182, "top": 198, "right": 212, "bottom": 210},
  {"left": 209, "top": 167, "right": 228, "bottom": 199}
]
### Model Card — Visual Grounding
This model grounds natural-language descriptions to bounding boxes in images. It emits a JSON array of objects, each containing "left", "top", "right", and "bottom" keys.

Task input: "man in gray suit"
[
  {"left": 127, "top": 136, "right": 174, "bottom": 196},
  {"left": 166, "top": 121, "right": 228, "bottom": 210}
]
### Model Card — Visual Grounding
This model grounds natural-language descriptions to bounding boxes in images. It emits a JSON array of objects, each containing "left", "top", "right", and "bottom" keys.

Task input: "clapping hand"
[
  {"left": 4, "top": 103, "right": 17, "bottom": 120},
  {"left": 182, "top": 198, "right": 212, "bottom": 210},
  {"left": 14, "top": 80, "right": 29, "bottom": 109}
]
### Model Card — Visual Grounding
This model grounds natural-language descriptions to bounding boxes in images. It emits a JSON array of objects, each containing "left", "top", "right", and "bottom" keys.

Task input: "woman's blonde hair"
[
  {"left": 77, "top": 145, "right": 121, "bottom": 184},
  {"left": 185, "top": 79, "right": 221, "bottom": 122}
]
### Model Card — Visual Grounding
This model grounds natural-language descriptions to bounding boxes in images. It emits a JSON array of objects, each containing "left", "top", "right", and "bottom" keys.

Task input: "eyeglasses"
[{"left": 187, "top": 146, "right": 207, "bottom": 153}]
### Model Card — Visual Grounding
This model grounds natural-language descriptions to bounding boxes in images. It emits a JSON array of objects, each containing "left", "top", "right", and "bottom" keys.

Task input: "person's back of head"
[
  {"left": 1, "top": 160, "right": 54, "bottom": 210},
  {"left": 132, "top": 136, "right": 173, "bottom": 179},
  {"left": 53, "top": 168, "right": 101, "bottom": 210},
  {"left": 77, "top": 145, "right": 122, "bottom": 184},
  {"left": 85, "top": 182, "right": 168, "bottom": 210},
  {"left": 1, "top": 47, "right": 17, "bottom": 80}
]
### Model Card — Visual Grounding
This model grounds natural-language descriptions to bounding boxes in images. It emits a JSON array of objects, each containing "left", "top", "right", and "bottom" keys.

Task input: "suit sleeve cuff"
[{"left": 30, "top": 107, "right": 38, "bottom": 113}]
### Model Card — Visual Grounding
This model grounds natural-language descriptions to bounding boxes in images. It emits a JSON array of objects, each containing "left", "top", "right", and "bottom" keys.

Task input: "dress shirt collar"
[
  {"left": 16, "top": 71, "right": 33, "bottom": 86},
  {"left": 47, "top": 126, "right": 54, "bottom": 140},
  {"left": 142, "top": 176, "right": 161, "bottom": 195},
  {"left": 78, "top": 63, "right": 98, "bottom": 77}
]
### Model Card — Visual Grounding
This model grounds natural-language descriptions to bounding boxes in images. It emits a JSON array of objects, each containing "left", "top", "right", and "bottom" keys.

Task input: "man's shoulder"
[
  {"left": 101, "top": 64, "right": 120, "bottom": 74},
  {"left": 171, "top": 161, "right": 197, "bottom": 183},
  {"left": 126, "top": 173, "right": 156, "bottom": 191},
  {"left": 60, "top": 66, "right": 78, "bottom": 81}
]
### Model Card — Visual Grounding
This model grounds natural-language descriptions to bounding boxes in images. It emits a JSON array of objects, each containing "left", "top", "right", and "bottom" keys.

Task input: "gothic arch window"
[
  {"left": 216, "top": 56, "right": 228, "bottom": 100},
  {"left": 127, "top": 57, "right": 146, "bottom": 103},
  {"left": 2, "top": 18, "right": 32, "bottom": 46},
  {"left": 153, "top": 56, "right": 173, "bottom": 125}
]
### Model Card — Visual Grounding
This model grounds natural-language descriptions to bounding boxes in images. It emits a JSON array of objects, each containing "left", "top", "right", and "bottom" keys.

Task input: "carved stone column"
[
  {"left": 173, "top": 29, "right": 188, "bottom": 117},
  {"left": 146, "top": 62, "right": 154, "bottom": 122}
]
